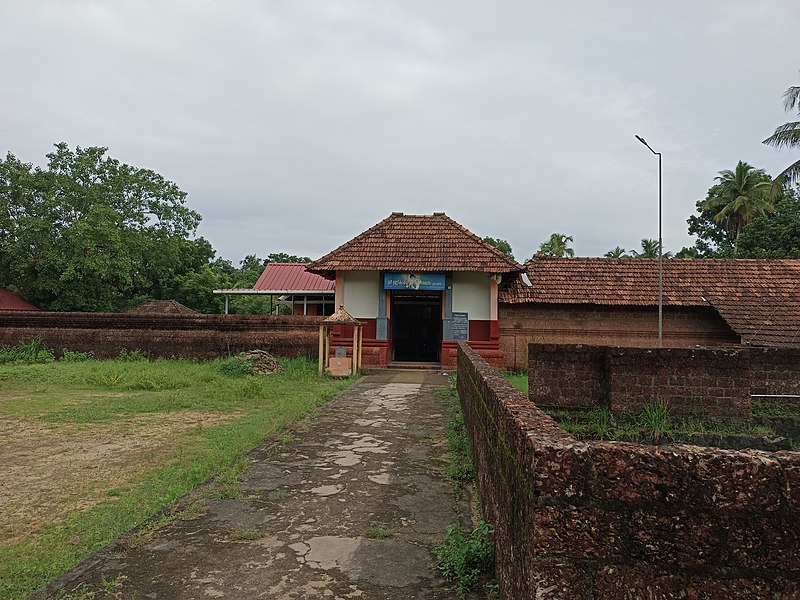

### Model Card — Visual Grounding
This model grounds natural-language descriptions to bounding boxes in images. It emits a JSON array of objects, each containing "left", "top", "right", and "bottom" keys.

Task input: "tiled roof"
[
  {"left": 308, "top": 212, "right": 522, "bottom": 274},
  {"left": 125, "top": 300, "right": 197, "bottom": 315},
  {"left": 253, "top": 263, "right": 335, "bottom": 292},
  {"left": 0, "top": 288, "right": 38, "bottom": 311},
  {"left": 501, "top": 258, "right": 800, "bottom": 348}
]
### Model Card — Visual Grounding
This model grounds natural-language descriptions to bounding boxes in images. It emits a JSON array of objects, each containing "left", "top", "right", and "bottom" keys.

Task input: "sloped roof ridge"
[
  {"left": 308, "top": 213, "right": 396, "bottom": 271},
  {"left": 438, "top": 213, "right": 522, "bottom": 270},
  {"left": 308, "top": 212, "right": 522, "bottom": 272}
]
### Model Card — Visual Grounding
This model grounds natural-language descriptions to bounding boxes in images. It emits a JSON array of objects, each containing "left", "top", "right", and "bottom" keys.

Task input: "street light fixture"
[{"left": 635, "top": 135, "right": 663, "bottom": 348}]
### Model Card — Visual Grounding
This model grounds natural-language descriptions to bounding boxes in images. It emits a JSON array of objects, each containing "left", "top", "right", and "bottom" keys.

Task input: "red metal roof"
[
  {"left": 0, "top": 288, "right": 39, "bottom": 311},
  {"left": 253, "top": 263, "right": 335, "bottom": 292}
]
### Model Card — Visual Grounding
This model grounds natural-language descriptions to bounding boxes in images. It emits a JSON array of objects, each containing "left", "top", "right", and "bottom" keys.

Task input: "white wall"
[
  {"left": 452, "top": 272, "right": 491, "bottom": 320},
  {"left": 342, "top": 271, "right": 380, "bottom": 318}
]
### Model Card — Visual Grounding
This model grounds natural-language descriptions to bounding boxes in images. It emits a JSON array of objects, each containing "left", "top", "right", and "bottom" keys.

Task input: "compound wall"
[
  {"left": 457, "top": 343, "right": 800, "bottom": 599},
  {"left": 0, "top": 312, "right": 321, "bottom": 359},
  {"left": 498, "top": 303, "right": 741, "bottom": 370}
]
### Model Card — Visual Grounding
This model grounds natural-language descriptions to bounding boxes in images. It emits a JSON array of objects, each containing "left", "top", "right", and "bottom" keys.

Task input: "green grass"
[
  {"left": 435, "top": 520, "right": 495, "bottom": 598},
  {"left": 443, "top": 378, "right": 476, "bottom": 489},
  {"left": 502, "top": 370, "right": 528, "bottom": 395},
  {"left": 499, "top": 372, "right": 791, "bottom": 443},
  {"left": 0, "top": 353, "right": 355, "bottom": 599}
]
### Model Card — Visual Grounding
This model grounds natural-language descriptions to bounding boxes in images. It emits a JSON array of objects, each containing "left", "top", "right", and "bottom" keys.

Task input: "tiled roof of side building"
[
  {"left": 307, "top": 212, "right": 522, "bottom": 274},
  {"left": 500, "top": 257, "right": 800, "bottom": 348},
  {"left": 0, "top": 287, "right": 39, "bottom": 311}
]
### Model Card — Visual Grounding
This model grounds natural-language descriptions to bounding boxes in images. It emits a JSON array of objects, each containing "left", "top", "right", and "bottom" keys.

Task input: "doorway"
[{"left": 390, "top": 292, "right": 442, "bottom": 362}]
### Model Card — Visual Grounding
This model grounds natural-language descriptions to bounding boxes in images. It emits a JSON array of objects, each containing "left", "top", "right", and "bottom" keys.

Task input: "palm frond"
[
  {"left": 783, "top": 85, "right": 800, "bottom": 113},
  {"left": 763, "top": 121, "right": 800, "bottom": 149},
  {"left": 775, "top": 158, "right": 800, "bottom": 188}
]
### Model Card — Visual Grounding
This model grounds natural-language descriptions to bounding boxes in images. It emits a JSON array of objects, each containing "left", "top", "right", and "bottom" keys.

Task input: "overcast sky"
[{"left": 2, "top": 1, "right": 798, "bottom": 263}]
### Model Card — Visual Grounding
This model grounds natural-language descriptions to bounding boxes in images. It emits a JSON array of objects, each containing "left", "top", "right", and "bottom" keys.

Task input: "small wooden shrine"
[{"left": 318, "top": 304, "right": 363, "bottom": 375}]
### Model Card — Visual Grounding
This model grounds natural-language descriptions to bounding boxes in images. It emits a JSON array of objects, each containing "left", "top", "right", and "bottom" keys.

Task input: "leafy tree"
[
  {"left": 0, "top": 143, "right": 202, "bottom": 311},
  {"left": 174, "top": 264, "right": 231, "bottom": 314},
  {"left": 736, "top": 188, "right": 800, "bottom": 258},
  {"left": 266, "top": 252, "right": 311, "bottom": 264},
  {"left": 700, "top": 161, "right": 773, "bottom": 243},
  {"left": 535, "top": 233, "right": 574, "bottom": 258},
  {"left": 675, "top": 246, "right": 700, "bottom": 258},
  {"left": 687, "top": 200, "right": 735, "bottom": 257},
  {"left": 763, "top": 73, "right": 800, "bottom": 189},
  {"left": 604, "top": 246, "right": 629, "bottom": 258},
  {"left": 632, "top": 239, "right": 673, "bottom": 259},
  {"left": 483, "top": 236, "right": 515, "bottom": 259}
]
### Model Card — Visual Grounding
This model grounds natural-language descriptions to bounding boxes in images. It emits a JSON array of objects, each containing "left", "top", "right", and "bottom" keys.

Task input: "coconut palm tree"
[
  {"left": 632, "top": 239, "right": 673, "bottom": 259},
  {"left": 535, "top": 233, "right": 574, "bottom": 258},
  {"left": 604, "top": 246, "right": 629, "bottom": 258},
  {"left": 700, "top": 161, "right": 773, "bottom": 243},
  {"left": 763, "top": 75, "right": 800, "bottom": 189}
]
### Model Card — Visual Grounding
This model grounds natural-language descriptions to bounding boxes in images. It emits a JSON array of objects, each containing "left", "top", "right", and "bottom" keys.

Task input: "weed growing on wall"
[
  {"left": 639, "top": 401, "right": 670, "bottom": 441},
  {"left": 443, "top": 377, "right": 475, "bottom": 488},
  {"left": 434, "top": 520, "right": 495, "bottom": 598}
]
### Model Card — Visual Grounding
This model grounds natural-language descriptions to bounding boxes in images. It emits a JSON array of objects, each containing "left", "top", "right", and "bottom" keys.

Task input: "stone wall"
[
  {"left": 0, "top": 312, "right": 321, "bottom": 359},
  {"left": 527, "top": 344, "right": 799, "bottom": 417},
  {"left": 498, "top": 303, "right": 741, "bottom": 369},
  {"left": 750, "top": 347, "right": 800, "bottom": 409},
  {"left": 457, "top": 342, "right": 800, "bottom": 598}
]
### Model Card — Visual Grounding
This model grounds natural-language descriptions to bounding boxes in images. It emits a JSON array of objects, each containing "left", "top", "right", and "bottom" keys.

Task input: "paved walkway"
[{"left": 44, "top": 370, "right": 474, "bottom": 599}]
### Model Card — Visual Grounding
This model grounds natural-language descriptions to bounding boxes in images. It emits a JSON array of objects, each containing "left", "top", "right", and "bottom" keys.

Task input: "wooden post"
[
  {"left": 318, "top": 324, "right": 325, "bottom": 373},
  {"left": 352, "top": 325, "right": 361, "bottom": 374},
  {"left": 324, "top": 328, "right": 330, "bottom": 371},
  {"left": 357, "top": 326, "right": 363, "bottom": 371}
]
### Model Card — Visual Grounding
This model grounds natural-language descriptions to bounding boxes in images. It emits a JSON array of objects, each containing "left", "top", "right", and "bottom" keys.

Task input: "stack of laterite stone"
[{"left": 240, "top": 350, "right": 283, "bottom": 375}]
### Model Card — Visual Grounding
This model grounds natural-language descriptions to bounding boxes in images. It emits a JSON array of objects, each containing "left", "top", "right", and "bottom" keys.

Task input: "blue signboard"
[{"left": 384, "top": 272, "right": 446, "bottom": 291}]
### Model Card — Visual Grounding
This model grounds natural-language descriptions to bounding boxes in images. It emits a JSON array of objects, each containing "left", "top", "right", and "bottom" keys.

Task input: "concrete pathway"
[{"left": 44, "top": 370, "right": 474, "bottom": 599}]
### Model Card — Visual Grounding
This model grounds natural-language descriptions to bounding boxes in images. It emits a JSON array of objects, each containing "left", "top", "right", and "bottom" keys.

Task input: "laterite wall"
[
  {"left": 529, "top": 344, "right": 800, "bottom": 417},
  {"left": 498, "top": 303, "right": 741, "bottom": 369},
  {"left": 457, "top": 342, "right": 800, "bottom": 599},
  {"left": 0, "top": 312, "right": 321, "bottom": 359}
]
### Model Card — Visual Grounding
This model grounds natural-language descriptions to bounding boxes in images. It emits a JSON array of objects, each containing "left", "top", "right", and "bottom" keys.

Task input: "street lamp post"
[{"left": 635, "top": 135, "right": 663, "bottom": 348}]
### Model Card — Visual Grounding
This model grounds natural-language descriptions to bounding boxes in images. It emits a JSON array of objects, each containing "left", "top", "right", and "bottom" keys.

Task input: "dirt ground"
[
  {"left": 42, "top": 370, "right": 480, "bottom": 599},
  {"left": 0, "top": 411, "right": 237, "bottom": 544}
]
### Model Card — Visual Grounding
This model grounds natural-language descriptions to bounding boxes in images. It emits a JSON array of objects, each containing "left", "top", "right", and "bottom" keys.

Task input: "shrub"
[
  {"left": 0, "top": 338, "right": 55, "bottom": 365},
  {"left": 61, "top": 349, "right": 95, "bottom": 362},
  {"left": 117, "top": 349, "right": 149, "bottom": 362},
  {"left": 435, "top": 521, "right": 495, "bottom": 597},
  {"left": 213, "top": 355, "right": 255, "bottom": 377}
]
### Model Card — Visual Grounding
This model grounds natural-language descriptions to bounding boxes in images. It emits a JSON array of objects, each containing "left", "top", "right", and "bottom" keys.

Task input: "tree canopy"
[
  {"left": 604, "top": 246, "right": 629, "bottom": 258},
  {"left": 763, "top": 74, "right": 800, "bottom": 189},
  {"left": 535, "top": 233, "right": 574, "bottom": 258},
  {"left": 482, "top": 236, "right": 514, "bottom": 259},
  {"left": 700, "top": 161, "right": 773, "bottom": 243},
  {"left": 0, "top": 143, "right": 203, "bottom": 311},
  {"left": 735, "top": 188, "right": 800, "bottom": 258},
  {"left": 0, "top": 143, "right": 315, "bottom": 314}
]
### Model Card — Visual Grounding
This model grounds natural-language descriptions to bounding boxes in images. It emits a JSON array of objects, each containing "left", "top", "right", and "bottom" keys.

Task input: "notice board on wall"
[{"left": 452, "top": 312, "right": 468, "bottom": 341}]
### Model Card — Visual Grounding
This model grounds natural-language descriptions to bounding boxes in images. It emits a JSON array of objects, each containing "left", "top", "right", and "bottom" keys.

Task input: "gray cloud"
[{"left": 2, "top": 0, "right": 797, "bottom": 263}]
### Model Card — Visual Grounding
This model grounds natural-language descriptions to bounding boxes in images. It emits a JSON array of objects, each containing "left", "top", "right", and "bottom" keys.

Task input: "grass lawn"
[
  {"left": 498, "top": 372, "right": 795, "bottom": 448},
  {"left": 503, "top": 371, "right": 528, "bottom": 395},
  {"left": 0, "top": 350, "right": 354, "bottom": 599}
]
